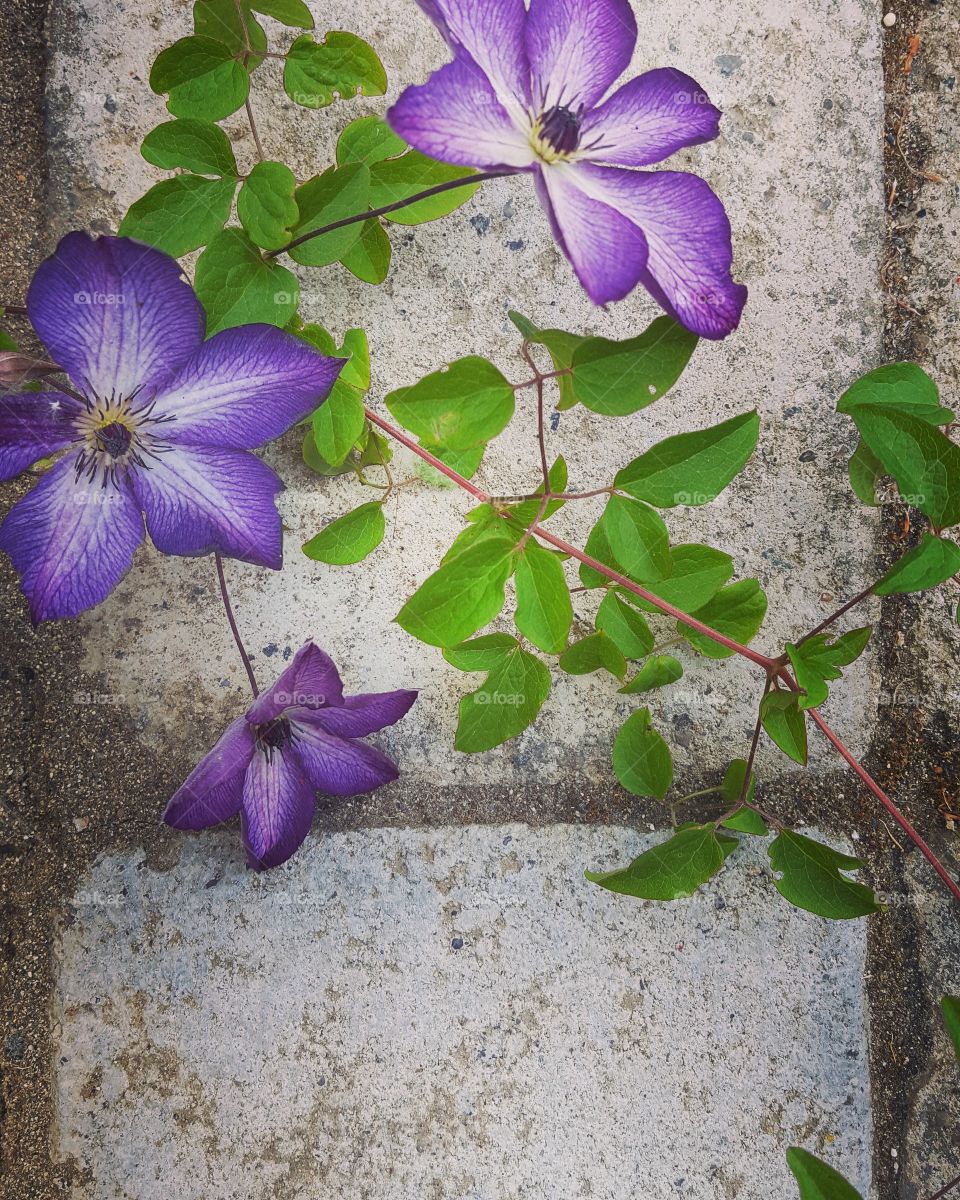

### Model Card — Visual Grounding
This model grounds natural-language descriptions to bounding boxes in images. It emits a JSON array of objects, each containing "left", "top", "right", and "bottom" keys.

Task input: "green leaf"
[
  {"left": 760, "top": 692, "right": 808, "bottom": 764},
  {"left": 419, "top": 441, "right": 486, "bottom": 481},
  {"left": 151, "top": 36, "right": 250, "bottom": 121},
  {"left": 941, "top": 995, "right": 960, "bottom": 1062},
  {"left": 786, "top": 627, "right": 872, "bottom": 710},
  {"left": 357, "top": 427, "right": 392, "bottom": 469},
  {"left": 507, "top": 310, "right": 582, "bottom": 410},
  {"left": 302, "top": 428, "right": 354, "bottom": 476},
  {"left": 386, "top": 357, "right": 514, "bottom": 451},
  {"left": 847, "top": 439, "right": 885, "bottom": 507},
  {"left": 514, "top": 539, "right": 572, "bottom": 654},
  {"left": 288, "top": 163, "right": 371, "bottom": 266},
  {"left": 296, "top": 324, "right": 369, "bottom": 391},
  {"left": 771, "top": 831, "right": 880, "bottom": 919},
  {"left": 455, "top": 645, "right": 551, "bottom": 752},
  {"left": 559, "top": 633, "right": 626, "bottom": 679},
  {"left": 680, "top": 579, "right": 768, "bottom": 659},
  {"left": 249, "top": 0, "right": 314, "bottom": 27},
  {"left": 611, "top": 708, "right": 673, "bottom": 799},
  {"left": 596, "top": 592, "right": 654, "bottom": 659},
  {"left": 140, "top": 118, "right": 238, "bottom": 176},
  {"left": 283, "top": 31, "right": 387, "bottom": 109},
  {"left": 587, "top": 824, "right": 736, "bottom": 899},
  {"left": 440, "top": 505, "right": 511, "bottom": 564},
  {"left": 579, "top": 509, "right": 620, "bottom": 589},
  {"left": 570, "top": 317, "right": 698, "bottom": 416},
  {"left": 443, "top": 633, "right": 518, "bottom": 672},
  {"left": 837, "top": 362, "right": 954, "bottom": 425},
  {"left": 842, "top": 403, "right": 960, "bottom": 528},
  {"left": 237, "top": 161, "right": 299, "bottom": 251},
  {"left": 624, "top": 544, "right": 733, "bottom": 615},
  {"left": 302, "top": 501, "right": 384, "bottom": 565},
  {"left": 310, "top": 381, "right": 366, "bottom": 466},
  {"left": 337, "top": 115, "right": 407, "bottom": 167},
  {"left": 193, "top": 0, "right": 267, "bottom": 62},
  {"left": 119, "top": 175, "right": 235, "bottom": 256},
  {"left": 786, "top": 1148, "right": 865, "bottom": 1200},
  {"left": 396, "top": 534, "right": 516, "bottom": 648},
  {"left": 720, "top": 759, "right": 757, "bottom": 807},
  {"left": 341, "top": 218, "right": 391, "bottom": 284},
  {"left": 619, "top": 655, "right": 683, "bottom": 695},
  {"left": 506, "top": 456, "right": 568, "bottom": 526},
  {"left": 615, "top": 411, "right": 759, "bottom": 507},
  {"left": 723, "top": 807, "right": 768, "bottom": 835},
  {"left": 194, "top": 228, "right": 299, "bottom": 334},
  {"left": 603, "top": 495, "right": 671, "bottom": 582},
  {"left": 874, "top": 533, "right": 960, "bottom": 595},
  {"left": 368, "top": 151, "right": 479, "bottom": 224}
]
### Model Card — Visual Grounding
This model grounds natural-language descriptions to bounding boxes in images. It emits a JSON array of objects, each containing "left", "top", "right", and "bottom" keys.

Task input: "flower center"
[
  {"left": 257, "top": 716, "right": 293, "bottom": 757},
  {"left": 531, "top": 104, "right": 583, "bottom": 162},
  {"left": 94, "top": 420, "right": 133, "bottom": 458},
  {"left": 71, "top": 390, "right": 175, "bottom": 488}
]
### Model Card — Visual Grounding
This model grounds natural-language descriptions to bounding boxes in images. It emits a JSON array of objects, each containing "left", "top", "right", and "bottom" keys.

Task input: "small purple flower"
[
  {"left": 164, "top": 642, "right": 418, "bottom": 870},
  {"left": 0, "top": 233, "right": 344, "bottom": 623},
  {"left": 388, "top": 0, "right": 747, "bottom": 339}
]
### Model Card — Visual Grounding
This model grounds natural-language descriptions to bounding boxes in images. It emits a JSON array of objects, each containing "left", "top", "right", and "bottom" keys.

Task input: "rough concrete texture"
[
  {"left": 43, "top": 0, "right": 886, "bottom": 783},
  {"left": 53, "top": 826, "right": 872, "bottom": 1199}
]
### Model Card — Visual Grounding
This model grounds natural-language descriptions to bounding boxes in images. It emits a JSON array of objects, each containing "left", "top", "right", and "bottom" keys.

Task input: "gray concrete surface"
[
  {"left": 44, "top": 0, "right": 886, "bottom": 781},
  {"left": 53, "top": 826, "right": 872, "bottom": 1200}
]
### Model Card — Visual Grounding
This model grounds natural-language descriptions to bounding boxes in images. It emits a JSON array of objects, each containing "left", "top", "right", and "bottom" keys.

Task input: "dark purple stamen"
[
  {"left": 539, "top": 104, "right": 582, "bottom": 156},
  {"left": 258, "top": 716, "right": 292, "bottom": 758},
  {"left": 95, "top": 421, "right": 133, "bottom": 458}
]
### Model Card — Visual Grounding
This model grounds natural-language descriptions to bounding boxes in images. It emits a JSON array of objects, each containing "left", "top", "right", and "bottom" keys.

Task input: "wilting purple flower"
[
  {"left": 164, "top": 642, "right": 417, "bottom": 870},
  {"left": 388, "top": 0, "right": 747, "bottom": 338},
  {"left": 0, "top": 233, "right": 343, "bottom": 623}
]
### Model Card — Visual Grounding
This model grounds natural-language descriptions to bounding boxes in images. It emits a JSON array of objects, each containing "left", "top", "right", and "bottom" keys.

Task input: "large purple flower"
[
  {"left": 164, "top": 642, "right": 417, "bottom": 870},
  {"left": 388, "top": 0, "right": 747, "bottom": 339},
  {"left": 0, "top": 233, "right": 343, "bottom": 623}
]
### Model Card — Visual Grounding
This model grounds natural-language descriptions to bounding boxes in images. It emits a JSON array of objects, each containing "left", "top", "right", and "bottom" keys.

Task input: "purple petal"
[
  {"left": 534, "top": 164, "right": 648, "bottom": 304},
  {"left": 526, "top": 0, "right": 637, "bottom": 111},
  {"left": 241, "top": 746, "right": 315, "bottom": 871},
  {"left": 0, "top": 391, "right": 84, "bottom": 481},
  {"left": 288, "top": 719, "right": 400, "bottom": 797},
  {"left": 26, "top": 233, "right": 204, "bottom": 401},
  {"left": 295, "top": 689, "right": 418, "bottom": 739},
  {"left": 247, "top": 642, "right": 345, "bottom": 725},
  {"left": 131, "top": 443, "right": 284, "bottom": 569},
  {"left": 0, "top": 452, "right": 143, "bottom": 622},
  {"left": 413, "top": 0, "right": 531, "bottom": 117},
  {"left": 163, "top": 716, "right": 254, "bottom": 831},
  {"left": 150, "top": 325, "right": 343, "bottom": 450},
  {"left": 574, "top": 164, "right": 747, "bottom": 338},
  {"left": 388, "top": 52, "right": 535, "bottom": 170},
  {"left": 580, "top": 68, "right": 721, "bottom": 167}
]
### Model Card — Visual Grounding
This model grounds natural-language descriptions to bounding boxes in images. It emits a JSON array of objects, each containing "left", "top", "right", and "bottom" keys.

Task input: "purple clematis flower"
[
  {"left": 164, "top": 642, "right": 417, "bottom": 870},
  {"left": 388, "top": 0, "right": 747, "bottom": 339},
  {"left": 0, "top": 233, "right": 343, "bottom": 623}
]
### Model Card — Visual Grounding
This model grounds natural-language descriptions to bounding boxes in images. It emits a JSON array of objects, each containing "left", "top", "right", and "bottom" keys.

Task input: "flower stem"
[
  {"left": 927, "top": 1172, "right": 960, "bottom": 1200},
  {"left": 795, "top": 583, "right": 876, "bottom": 647},
  {"left": 268, "top": 170, "right": 516, "bottom": 259},
  {"left": 214, "top": 552, "right": 259, "bottom": 699}
]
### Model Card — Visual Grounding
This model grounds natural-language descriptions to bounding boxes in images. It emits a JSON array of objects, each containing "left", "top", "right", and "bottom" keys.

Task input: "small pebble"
[{"left": 883, "top": 11, "right": 897, "bottom": 27}]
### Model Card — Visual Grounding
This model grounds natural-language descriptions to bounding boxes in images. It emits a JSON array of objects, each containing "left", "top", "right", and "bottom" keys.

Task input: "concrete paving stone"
[
  {"left": 45, "top": 0, "right": 885, "bottom": 783},
  {"left": 52, "top": 826, "right": 872, "bottom": 1199}
]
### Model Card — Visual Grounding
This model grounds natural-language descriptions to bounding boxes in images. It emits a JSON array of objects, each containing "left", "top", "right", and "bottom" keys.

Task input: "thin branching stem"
[{"left": 215, "top": 552, "right": 259, "bottom": 699}]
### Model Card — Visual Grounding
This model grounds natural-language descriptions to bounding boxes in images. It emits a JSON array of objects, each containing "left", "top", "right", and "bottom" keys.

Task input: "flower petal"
[
  {"left": 149, "top": 325, "right": 343, "bottom": 449},
  {"left": 580, "top": 68, "right": 721, "bottom": 167},
  {"left": 534, "top": 164, "right": 648, "bottom": 304},
  {"left": 526, "top": 0, "right": 637, "bottom": 111},
  {"left": 574, "top": 164, "right": 747, "bottom": 338},
  {"left": 26, "top": 233, "right": 204, "bottom": 401},
  {"left": 0, "top": 391, "right": 83, "bottom": 481},
  {"left": 414, "top": 0, "right": 531, "bottom": 117},
  {"left": 163, "top": 716, "right": 254, "bottom": 831},
  {"left": 295, "top": 689, "right": 418, "bottom": 739},
  {"left": 131, "top": 444, "right": 284, "bottom": 569},
  {"left": 247, "top": 641, "right": 345, "bottom": 725},
  {"left": 0, "top": 452, "right": 143, "bottom": 622},
  {"left": 288, "top": 719, "right": 400, "bottom": 797},
  {"left": 388, "top": 52, "right": 536, "bottom": 170},
  {"left": 241, "top": 747, "right": 315, "bottom": 871}
]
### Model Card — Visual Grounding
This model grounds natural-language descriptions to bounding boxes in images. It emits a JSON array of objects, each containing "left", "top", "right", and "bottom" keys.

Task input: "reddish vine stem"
[
  {"left": 797, "top": 583, "right": 876, "bottom": 647},
  {"left": 214, "top": 552, "right": 260, "bottom": 700},
  {"left": 363, "top": 403, "right": 960, "bottom": 906},
  {"left": 927, "top": 1172, "right": 960, "bottom": 1200}
]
